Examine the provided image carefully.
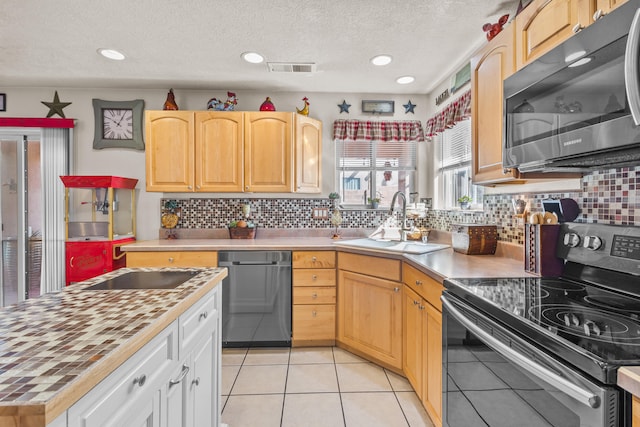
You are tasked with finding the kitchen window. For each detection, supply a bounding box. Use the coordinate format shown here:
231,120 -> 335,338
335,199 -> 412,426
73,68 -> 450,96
434,119 -> 483,209
333,120 -> 423,209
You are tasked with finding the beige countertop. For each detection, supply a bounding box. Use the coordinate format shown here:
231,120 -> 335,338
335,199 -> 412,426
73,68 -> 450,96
0,267 -> 226,426
618,367 -> 640,397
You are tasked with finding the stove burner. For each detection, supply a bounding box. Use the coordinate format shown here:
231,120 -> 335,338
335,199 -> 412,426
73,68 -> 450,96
529,304 -> 640,345
584,295 -> 640,315
540,281 -> 586,292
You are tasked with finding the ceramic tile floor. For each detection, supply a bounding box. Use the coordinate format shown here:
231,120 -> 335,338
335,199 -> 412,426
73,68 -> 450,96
221,347 -> 435,427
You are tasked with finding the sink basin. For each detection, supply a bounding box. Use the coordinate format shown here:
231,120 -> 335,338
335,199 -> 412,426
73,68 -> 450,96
84,270 -> 198,290
333,238 -> 449,255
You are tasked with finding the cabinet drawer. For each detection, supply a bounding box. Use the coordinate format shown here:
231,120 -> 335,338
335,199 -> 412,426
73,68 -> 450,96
293,304 -> 336,340
68,321 -> 178,426
180,287 -> 219,355
126,251 -> 217,267
292,251 -> 335,269
294,286 -> 336,304
403,263 -> 444,311
338,252 -> 401,282
293,269 -> 336,287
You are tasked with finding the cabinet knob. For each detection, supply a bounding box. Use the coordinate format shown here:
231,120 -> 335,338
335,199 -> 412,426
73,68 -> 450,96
393,287 -> 400,293
168,257 -> 174,263
199,311 -> 208,321
188,185 -> 192,190
312,293 -> 318,299
415,280 -> 422,286
133,374 -> 147,387
246,186 -> 250,190
192,377 -> 200,387
196,185 -> 201,190
311,256 -> 317,262
419,305 -> 425,310
413,300 -> 420,305
312,275 -> 317,280
572,23 -> 583,33
502,168 -> 512,175
312,310 -> 317,317
593,9 -> 605,21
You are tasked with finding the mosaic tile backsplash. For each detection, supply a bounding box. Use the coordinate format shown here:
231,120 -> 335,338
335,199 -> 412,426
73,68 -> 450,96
162,166 -> 640,246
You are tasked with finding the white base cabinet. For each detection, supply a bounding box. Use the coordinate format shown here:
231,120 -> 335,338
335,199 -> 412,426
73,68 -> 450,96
65,286 -> 221,427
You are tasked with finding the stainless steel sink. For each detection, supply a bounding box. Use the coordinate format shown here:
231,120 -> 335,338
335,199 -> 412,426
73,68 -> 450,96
333,238 -> 449,255
84,270 -> 198,290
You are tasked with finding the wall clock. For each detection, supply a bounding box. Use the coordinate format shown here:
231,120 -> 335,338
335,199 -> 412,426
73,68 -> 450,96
362,100 -> 394,114
92,99 -> 145,150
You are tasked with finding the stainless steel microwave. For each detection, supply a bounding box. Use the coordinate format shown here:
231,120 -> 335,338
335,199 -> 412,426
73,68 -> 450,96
503,0 -> 640,172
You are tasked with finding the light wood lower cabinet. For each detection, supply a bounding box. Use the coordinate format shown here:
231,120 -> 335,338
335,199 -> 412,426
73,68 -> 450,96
633,395 -> 640,427
126,251 -> 218,267
292,251 -> 336,346
403,263 -> 443,427
337,252 -> 403,370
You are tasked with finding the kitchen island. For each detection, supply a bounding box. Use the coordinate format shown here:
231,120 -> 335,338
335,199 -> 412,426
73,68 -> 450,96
0,266 -> 226,427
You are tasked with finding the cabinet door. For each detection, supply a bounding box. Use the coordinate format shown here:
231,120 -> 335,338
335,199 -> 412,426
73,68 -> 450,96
244,112 -> 293,192
471,23 -> 520,185
295,115 -> 322,193
403,286 -> 423,398
195,111 -> 244,192
423,303 -> 442,427
515,0 -> 591,69
111,389 -> 162,427
145,111 -> 195,192
338,270 -> 403,369
187,332 -> 217,427
66,241 -> 109,284
165,363 -> 188,427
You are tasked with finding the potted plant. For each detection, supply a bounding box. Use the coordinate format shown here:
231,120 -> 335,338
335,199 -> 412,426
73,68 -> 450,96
457,195 -> 472,209
367,192 -> 382,209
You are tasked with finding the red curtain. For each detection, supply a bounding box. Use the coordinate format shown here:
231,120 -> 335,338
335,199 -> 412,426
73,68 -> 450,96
424,90 -> 471,138
333,119 -> 424,142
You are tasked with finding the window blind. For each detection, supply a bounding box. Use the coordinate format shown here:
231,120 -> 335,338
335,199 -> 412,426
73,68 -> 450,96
440,119 -> 471,169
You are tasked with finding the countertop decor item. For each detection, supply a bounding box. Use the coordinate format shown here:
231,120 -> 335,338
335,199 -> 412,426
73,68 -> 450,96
163,88 -> 178,110
451,223 -> 497,255
41,90 -> 71,118
403,100 -> 416,114
482,14 -> 509,41
259,97 -> 276,111
296,97 -> 310,116
330,209 -> 342,239
207,91 -> 237,111
228,220 -> 257,239
457,195 -> 472,209
513,99 -> 534,113
338,100 -> 351,114
92,99 -> 145,150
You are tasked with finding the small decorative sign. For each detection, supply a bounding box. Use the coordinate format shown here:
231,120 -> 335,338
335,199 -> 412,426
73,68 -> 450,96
435,89 -> 450,106
0,93 -> 5,112
362,100 -> 394,114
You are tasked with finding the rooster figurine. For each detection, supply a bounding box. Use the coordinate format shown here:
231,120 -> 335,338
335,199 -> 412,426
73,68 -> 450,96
163,88 -> 179,110
296,97 -> 310,116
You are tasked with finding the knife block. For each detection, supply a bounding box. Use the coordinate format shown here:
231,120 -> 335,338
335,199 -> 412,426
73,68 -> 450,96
524,224 -> 564,276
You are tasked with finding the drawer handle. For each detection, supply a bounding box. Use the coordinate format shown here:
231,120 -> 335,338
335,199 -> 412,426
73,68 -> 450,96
168,257 -> 174,263
419,305 -> 425,310
199,311 -> 208,321
312,310 -> 317,317
572,23 -> 583,33
593,9 -> 605,21
312,292 -> 318,299
192,377 -> 200,387
394,287 -> 400,293
312,275 -> 318,280
413,300 -> 420,305
169,364 -> 190,388
133,374 -> 147,387
415,280 -> 422,286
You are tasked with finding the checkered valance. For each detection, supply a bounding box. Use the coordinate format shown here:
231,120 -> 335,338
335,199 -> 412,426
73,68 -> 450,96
333,119 -> 424,142
424,89 -> 471,138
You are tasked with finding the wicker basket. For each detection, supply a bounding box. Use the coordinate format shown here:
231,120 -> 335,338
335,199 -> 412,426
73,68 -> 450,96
228,226 -> 257,239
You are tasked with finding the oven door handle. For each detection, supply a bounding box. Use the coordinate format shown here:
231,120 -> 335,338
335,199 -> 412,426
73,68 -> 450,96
441,296 -> 600,409
625,7 -> 640,126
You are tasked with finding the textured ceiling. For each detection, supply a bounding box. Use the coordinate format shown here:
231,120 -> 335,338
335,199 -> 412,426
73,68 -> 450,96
0,0 -> 521,94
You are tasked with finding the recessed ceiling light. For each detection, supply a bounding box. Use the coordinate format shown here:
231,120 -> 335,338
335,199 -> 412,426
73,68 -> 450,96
242,52 -> 264,64
568,57 -> 592,67
97,48 -> 125,61
396,76 -> 415,85
565,50 -> 586,63
371,55 -> 392,66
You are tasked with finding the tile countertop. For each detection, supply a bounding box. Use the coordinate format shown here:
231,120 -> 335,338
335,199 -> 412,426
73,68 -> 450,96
0,266 -> 226,426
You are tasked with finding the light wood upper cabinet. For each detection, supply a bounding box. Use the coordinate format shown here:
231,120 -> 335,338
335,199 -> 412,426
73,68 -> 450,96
146,111 -> 195,192
471,24 -> 521,185
146,111 -> 322,193
195,111 -> 244,192
295,115 -> 322,193
515,0 -> 595,69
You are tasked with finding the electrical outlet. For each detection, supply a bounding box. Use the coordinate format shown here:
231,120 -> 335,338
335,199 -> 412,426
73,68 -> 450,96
312,208 -> 329,219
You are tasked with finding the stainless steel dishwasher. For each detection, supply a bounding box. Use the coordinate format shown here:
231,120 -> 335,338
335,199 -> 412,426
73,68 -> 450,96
218,251 -> 291,347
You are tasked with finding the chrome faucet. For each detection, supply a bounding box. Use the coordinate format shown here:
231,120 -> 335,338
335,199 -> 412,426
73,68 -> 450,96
389,191 -> 410,241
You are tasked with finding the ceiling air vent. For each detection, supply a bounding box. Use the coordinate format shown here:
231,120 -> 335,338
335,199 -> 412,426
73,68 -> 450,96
267,62 -> 316,73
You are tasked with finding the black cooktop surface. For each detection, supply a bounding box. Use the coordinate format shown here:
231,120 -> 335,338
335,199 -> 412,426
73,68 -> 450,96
444,276 -> 640,381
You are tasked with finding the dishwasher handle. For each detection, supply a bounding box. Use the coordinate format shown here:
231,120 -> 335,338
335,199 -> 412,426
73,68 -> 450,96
229,261 -> 282,266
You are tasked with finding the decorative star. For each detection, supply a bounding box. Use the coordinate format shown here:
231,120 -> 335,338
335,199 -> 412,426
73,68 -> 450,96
41,91 -> 72,118
403,100 -> 416,114
338,100 -> 351,114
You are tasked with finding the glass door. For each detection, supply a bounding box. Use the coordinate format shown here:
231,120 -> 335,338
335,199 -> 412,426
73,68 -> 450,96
0,133 -> 42,306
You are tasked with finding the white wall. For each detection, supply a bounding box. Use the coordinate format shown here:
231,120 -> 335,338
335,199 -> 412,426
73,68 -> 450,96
0,87 -> 428,239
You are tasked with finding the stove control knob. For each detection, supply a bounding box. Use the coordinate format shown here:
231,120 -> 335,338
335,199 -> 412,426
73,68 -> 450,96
583,235 -> 603,251
584,320 -> 601,337
564,313 -> 581,327
563,233 -> 581,248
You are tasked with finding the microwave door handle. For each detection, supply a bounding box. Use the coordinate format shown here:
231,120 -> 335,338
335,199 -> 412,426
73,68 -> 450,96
441,296 -> 600,409
625,8 -> 640,126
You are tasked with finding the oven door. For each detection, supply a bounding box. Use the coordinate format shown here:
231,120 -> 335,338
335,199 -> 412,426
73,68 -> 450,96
441,293 -> 625,427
